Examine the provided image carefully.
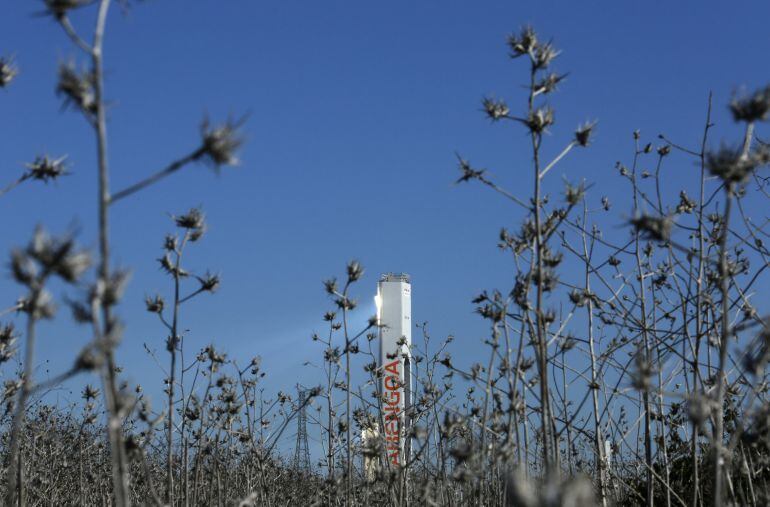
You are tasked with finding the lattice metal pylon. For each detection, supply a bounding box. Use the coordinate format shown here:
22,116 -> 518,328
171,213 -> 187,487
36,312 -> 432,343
293,385 -> 311,472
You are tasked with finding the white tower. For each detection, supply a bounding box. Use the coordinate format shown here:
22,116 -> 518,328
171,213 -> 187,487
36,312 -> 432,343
375,273 -> 412,467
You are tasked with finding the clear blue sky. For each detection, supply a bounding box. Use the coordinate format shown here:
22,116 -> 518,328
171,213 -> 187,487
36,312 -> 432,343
1,1 -> 769,452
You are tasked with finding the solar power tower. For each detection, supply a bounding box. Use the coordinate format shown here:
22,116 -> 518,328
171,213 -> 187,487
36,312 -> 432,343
375,273 -> 412,467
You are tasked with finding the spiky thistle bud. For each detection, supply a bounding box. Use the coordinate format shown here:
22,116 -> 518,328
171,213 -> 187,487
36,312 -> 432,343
482,97 -> 509,121
574,121 -> 596,147
535,73 -> 566,95
82,384 -> 100,400
455,155 -> 485,183
526,107 -> 555,133
24,155 -> 68,182
533,42 -> 560,69
197,272 -> 220,293
507,26 -> 538,58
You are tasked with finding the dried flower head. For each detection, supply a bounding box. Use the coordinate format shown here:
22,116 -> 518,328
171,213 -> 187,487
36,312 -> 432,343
346,260 -> 364,283
11,227 -> 90,285
323,277 -> 338,295
56,61 -> 96,116
68,298 -> 92,323
706,144 -> 770,183
481,97 -> 509,121
200,116 -> 244,168
507,26 -> 538,58
24,155 -> 69,182
631,345 -> 654,391
0,55 -> 18,88
526,106 -> 555,133
565,180 -> 586,205
145,294 -> 165,313
455,155 -> 485,184
82,384 -> 100,401
574,121 -> 596,147
197,272 -> 220,293
164,234 -> 178,252
730,85 -> 770,123
0,324 -> 18,364
631,214 -> 673,242
19,289 -> 57,320
535,72 -> 566,95
100,269 -> 131,306
175,207 -> 206,231
43,0 -> 90,19
533,42 -> 560,69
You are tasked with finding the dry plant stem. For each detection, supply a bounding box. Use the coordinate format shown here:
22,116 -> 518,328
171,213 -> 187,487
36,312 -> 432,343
631,138 -> 654,507
110,146 -> 206,204
529,60 -> 556,474
90,1 -> 131,505
5,285 -> 40,507
342,283 -> 352,507
693,92 -> 713,507
581,204 -> 608,507
167,233 -> 188,504
713,121 -> 754,506
0,175 -> 28,199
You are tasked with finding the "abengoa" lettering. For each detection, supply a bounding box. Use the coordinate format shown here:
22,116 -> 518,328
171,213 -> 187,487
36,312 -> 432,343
383,359 -> 401,466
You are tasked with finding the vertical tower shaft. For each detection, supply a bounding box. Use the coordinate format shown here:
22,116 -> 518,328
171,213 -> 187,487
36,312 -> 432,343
376,273 -> 412,467
294,386 -> 311,472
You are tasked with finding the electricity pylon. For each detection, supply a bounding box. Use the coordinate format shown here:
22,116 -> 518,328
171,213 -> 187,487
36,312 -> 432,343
293,385 -> 311,472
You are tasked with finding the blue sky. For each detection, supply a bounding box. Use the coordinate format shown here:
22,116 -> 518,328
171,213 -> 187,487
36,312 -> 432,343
2,1 -> 770,454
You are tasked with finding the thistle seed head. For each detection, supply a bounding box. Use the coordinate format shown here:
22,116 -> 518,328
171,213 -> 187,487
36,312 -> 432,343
526,107 -> 555,134
56,61 -> 96,116
101,269 -> 131,306
11,227 -> 89,285
197,272 -> 220,293
574,121 -> 596,147
533,42 -> 560,69
564,180 -> 586,205
706,144 -> 770,184
43,0 -> 91,19
25,155 -> 69,183
0,324 -> 17,364
56,250 -> 91,283
455,155 -> 485,184
175,207 -> 206,231
145,294 -> 165,313
200,116 -> 244,168
535,72 -> 566,95
82,384 -> 100,401
346,260 -> 364,283
481,97 -> 509,121
19,289 -> 57,320
631,214 -> 673,242
730,85 -> 770,123
507,26 -> 538,58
